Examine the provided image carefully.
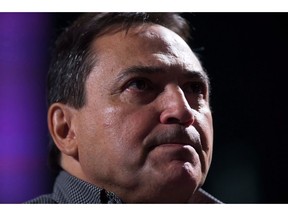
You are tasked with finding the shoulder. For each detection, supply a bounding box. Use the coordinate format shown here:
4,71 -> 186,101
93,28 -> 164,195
25,194 -> 58,204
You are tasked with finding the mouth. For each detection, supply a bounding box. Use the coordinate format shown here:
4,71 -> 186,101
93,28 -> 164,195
147,139 -> 202,166
146,127 -> 202,155
150,141 -> 200,158
152,142 -> 194,149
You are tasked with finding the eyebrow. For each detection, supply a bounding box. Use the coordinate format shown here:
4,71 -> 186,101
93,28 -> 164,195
116,66 -> 209,83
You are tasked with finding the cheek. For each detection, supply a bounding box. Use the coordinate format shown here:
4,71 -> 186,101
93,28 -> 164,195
101,106 -> 122,129
90,106 -> 151,174
102,104 -> 156,135
196,108 -> 213,154
203,114 -> 213,164
101,105 -> 157,158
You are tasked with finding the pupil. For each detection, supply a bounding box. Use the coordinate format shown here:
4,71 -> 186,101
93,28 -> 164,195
136,81 -> 146,90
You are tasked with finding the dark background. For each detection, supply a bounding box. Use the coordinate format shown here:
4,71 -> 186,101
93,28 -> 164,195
1,13 -> 287,203
185,13 -> 288,203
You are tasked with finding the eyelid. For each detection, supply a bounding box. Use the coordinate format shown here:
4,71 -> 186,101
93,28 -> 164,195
123,77 -> 153,91
182,80 -> 207,94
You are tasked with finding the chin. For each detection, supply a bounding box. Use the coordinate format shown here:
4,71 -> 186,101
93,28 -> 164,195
148,161 -> 203,203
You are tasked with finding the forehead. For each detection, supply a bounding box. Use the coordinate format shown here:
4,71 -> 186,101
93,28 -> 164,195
90,24 -> 204,77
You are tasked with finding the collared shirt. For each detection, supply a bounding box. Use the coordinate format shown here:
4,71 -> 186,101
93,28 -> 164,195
26,170 -> 222,204
26,170 -> 122,203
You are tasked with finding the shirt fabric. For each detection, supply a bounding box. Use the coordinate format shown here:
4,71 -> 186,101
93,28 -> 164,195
25,170 -> 221,204
26,171 -> 122,204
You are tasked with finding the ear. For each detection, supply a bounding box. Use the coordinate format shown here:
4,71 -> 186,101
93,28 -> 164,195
48,103 -> 78,159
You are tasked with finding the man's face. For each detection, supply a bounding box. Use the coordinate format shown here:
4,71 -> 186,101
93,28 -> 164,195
72,24 -> 213,203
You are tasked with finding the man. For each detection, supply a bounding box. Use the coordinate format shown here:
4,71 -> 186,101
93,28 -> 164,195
27,12 -> 221,203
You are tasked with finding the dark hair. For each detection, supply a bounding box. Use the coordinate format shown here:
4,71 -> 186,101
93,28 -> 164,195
47,12 -> 191,173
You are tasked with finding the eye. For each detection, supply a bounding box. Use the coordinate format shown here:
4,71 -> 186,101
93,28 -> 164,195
183,81 -> 206,95
125,78 -> 151,92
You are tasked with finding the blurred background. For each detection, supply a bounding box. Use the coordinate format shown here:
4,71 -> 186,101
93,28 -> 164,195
0,12 -> 287,203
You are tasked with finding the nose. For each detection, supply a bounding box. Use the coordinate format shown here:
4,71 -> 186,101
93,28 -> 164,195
159,86 -> 195,127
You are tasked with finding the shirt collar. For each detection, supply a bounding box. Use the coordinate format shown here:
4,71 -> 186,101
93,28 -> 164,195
52,170 -> 123,203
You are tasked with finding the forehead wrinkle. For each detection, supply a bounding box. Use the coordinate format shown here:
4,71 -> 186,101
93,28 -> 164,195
130,25 -> 201,73
91,24 -> 195,68
90,24 -> 207,86
129,24 -> 183,55
115,65 -> 208,83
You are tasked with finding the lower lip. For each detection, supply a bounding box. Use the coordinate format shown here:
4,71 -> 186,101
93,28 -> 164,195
154,143 -> 196,155
157,143 -> 192,148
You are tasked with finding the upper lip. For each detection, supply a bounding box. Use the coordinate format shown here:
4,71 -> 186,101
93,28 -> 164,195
145,126 -> 202,153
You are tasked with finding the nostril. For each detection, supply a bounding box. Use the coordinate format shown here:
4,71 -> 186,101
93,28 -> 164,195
166,117 -> 180,124
182,119 -> 194,127
164,115 -> 194,127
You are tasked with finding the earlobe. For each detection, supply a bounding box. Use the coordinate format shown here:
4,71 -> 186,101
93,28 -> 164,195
48,103 -> 78,158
